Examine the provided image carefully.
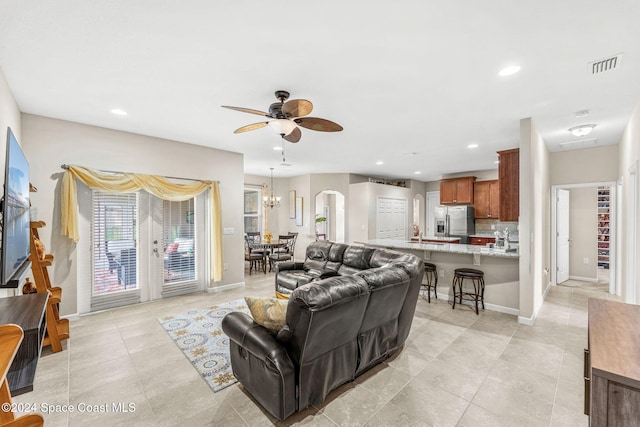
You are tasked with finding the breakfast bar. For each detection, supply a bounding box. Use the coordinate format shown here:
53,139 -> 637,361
358,239 -> 520,314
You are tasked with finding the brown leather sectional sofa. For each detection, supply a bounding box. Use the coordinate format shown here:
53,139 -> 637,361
221,242 -> 424,420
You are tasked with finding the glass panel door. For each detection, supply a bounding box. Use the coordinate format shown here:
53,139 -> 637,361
162,198 -> 197,285
92,191 -> 138,295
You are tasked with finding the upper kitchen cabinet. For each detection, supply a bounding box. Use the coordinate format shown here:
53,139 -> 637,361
497,148 -> 519,221
474,180 -> 499,218
440,176 -> 476,204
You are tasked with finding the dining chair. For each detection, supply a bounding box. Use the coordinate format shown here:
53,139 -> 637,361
268,235 -> 295,271
244,235 -> 263,275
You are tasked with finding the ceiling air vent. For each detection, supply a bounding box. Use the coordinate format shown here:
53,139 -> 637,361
588,53 -> 623,75
559,138 -> 598,149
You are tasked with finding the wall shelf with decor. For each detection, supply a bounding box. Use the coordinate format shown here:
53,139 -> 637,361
597,186 -> 610,269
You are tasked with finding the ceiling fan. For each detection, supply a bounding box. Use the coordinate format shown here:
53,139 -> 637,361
222,90 -> 343,143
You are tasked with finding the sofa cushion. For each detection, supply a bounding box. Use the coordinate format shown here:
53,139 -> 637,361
326,243 -> 349,272
244,296 -> 289,334
302,240 -> 333,271
338,246 -> 376,275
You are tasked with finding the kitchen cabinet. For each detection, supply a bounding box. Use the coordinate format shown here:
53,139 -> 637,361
474,180 -> 500,218
585,299 -> 640,425
497,149 -> 519,221
439,176 -> 476,205
470,237 -> 496,246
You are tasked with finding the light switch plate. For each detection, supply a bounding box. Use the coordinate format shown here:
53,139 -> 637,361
223,227 -> 234,235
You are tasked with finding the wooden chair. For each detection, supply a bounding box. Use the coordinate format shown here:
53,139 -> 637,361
244,235 -> 263,275
269,235 -> 296,271
0,325 -> 44,426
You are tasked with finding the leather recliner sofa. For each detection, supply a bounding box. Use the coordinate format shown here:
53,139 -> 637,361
221,242 -> 424,420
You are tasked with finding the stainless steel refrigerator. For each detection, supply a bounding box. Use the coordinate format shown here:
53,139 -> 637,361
434,205 -> 475,243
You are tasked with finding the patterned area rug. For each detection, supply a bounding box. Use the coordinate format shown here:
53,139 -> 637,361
157,299 -> 250,392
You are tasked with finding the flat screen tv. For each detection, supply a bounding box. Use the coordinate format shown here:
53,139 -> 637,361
1,127 -> 31,288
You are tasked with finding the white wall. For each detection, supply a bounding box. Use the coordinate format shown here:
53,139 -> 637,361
550,145 -> 619,185
617,101 -> 640,302
348,181 -> 413,242
22,114 -> 245,315
569,187 -> 598,280
519,118 -> 550,322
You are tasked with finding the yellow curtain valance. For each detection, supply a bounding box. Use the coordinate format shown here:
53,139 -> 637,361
61,165 -> 223,282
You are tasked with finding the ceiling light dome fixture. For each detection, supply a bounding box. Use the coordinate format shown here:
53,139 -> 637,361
268,119 -> 298,136
498,65 -> 521,77
263,167 -> 281,209
569,124 -> 597,137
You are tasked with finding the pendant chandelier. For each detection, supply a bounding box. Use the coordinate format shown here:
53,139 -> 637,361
263,167 -> 281,209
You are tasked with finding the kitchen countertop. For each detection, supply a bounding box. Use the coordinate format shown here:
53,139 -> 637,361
359,239 -> 520,258
411,236 -> 461,243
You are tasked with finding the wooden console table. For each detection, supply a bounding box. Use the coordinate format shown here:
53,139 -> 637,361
0,293 -> 48,395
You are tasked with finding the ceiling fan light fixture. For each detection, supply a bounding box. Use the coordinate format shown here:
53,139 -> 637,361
569,124 -> 596,137
269,119 -> 298,136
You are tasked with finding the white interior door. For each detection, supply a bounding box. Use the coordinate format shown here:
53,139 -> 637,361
557,189 -> 570,283
376,197 -> 407,239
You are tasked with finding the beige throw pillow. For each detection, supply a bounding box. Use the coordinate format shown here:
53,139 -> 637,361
244,296 -> 288,333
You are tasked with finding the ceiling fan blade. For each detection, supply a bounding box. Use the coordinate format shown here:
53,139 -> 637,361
234,122 -> 269,134
294,117 -> 343,132
283,127 -> 302,143
222,105 -> 271,117
282,99 -> 313,118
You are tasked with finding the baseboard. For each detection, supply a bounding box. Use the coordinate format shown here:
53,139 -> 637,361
517,313 -> 536,325
206,281 -> 245,293
569,275 -> 598,283
434,292 -> 519,317
61,313 -> 80,321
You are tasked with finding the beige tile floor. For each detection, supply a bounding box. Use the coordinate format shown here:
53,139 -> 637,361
12,269 -> 617,426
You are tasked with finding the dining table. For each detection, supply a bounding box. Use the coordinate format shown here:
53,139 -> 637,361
249,241 -> 284,274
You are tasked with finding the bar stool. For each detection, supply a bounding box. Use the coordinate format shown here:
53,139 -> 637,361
452,268 -> 485,315
422,262 -> 438,303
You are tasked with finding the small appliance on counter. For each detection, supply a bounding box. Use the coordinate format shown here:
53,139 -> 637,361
434,205 -> 475,244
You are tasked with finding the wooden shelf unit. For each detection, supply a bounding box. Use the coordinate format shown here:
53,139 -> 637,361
29,221 -> 69,353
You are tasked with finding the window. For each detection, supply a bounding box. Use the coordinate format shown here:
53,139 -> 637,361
92,191 -> 138,295
244,187 -> 263,233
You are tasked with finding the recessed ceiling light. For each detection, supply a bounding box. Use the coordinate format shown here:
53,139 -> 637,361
273,146 -> 282,151
376,161 -> 384,165
569,124 -> 596,137
467,143 -> 479,149
414,171 -> 422,175
498,65 -> 521,77
495,160 -> 500,164
111,108 -> 127,116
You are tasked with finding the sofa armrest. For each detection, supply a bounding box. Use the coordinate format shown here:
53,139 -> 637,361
222,312 -> 292,365
221,312 -> 296,420
275,261 -> 304,273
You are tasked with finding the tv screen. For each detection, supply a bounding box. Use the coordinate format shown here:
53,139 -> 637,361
1,127 -> 31,288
